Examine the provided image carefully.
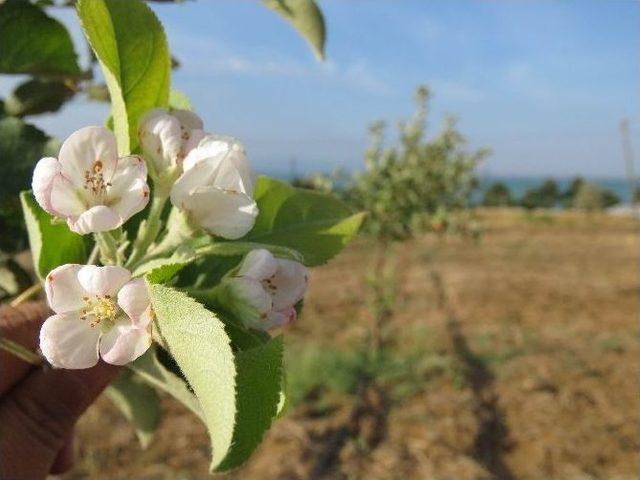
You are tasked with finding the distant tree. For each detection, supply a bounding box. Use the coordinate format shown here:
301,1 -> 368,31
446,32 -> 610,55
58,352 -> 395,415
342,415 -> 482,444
482,182 -> 514,207
572,182 -> 620,211
520,179 -> 560,210
345,86 -> 489,240
560,176 -> 586,207
633,186 -> 640,204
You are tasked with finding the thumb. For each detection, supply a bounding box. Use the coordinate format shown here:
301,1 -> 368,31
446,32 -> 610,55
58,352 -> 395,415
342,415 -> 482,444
0,361 -> 120,479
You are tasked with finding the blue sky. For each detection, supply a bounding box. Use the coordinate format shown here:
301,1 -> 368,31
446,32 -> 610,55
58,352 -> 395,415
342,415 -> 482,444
2,0 -> 638,177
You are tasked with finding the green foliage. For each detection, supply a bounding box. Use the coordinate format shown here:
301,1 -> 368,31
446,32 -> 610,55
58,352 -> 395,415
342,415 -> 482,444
5,78 -> 75,117
482,181 -> 514,207
344,86 -> 487,241
262,0 -> 326,60
131,346 -> 204,419
107,370 -> 161,448
20,191 -> 86,279
247,176 -> 365,266
0,0 -> 81,76
572,182 -> 620,211
77,0 -> 171,153
147,283 -> 286,471
519,179 -> 560,210
148,282 -> 236,470
216,336 -> 284,471
0,117 -> 59,251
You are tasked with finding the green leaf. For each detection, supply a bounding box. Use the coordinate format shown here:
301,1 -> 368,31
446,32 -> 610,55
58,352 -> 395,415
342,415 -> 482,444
20,191 -> 86,280
147,283 -> 237,471
197,240 -> 304,263
77,0 -> 171,153
131,346 -> 203,419
5,79 -> 76,117
0,117 -> 59,252
0,0 -> 81,76
134,247 -> 196,280
107,370 -> 161,448
262,0 -> 326,60
0,117 -> 59,199
216,336 -> 284,471
247,177 -> 365,266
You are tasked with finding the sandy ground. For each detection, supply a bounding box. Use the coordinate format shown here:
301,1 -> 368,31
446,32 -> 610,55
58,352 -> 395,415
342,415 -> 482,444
55,209 -> 638,480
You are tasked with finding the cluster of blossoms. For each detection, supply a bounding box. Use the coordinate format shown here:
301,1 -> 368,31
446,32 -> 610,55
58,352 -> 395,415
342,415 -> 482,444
33,109 -> 309,369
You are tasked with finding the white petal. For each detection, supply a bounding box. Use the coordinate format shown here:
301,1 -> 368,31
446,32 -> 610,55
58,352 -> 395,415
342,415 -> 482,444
58,126 -> 118,188
170,161 -> 211,207
172,109 -> 203,131
32,157 -> 61,215
117,278 -> 151,324
238,249 -> 278,280
182,135 -> 255,194
99,324 -> 152,365
265,307 -> 297,330
271,259 -> 309,310
69,205 -> 121,234
40,313 -> 101,369
107,155 -> 150,222
50,175 -> 87,217
185,187 -> 258,239
182,135 -> 228,172
45,264 -> 86,314
77,265 -> 131,297
227,277 -> 273,315
138,109 -> 182,173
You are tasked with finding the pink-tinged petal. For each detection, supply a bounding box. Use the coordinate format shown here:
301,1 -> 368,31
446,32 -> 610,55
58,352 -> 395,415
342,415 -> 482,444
50,175 -> 87,217
77,265 -> 131,297
69,205 -> 121,234
271,259 -> 309,311
265,307 -> 297,330
99,324 -> 152,365
107,155 -> 150,222
45,264 -> 85,314
32,157 -> 61,215
58,126 -> 118,187
185,187 -> 258,239
237,249 -> 278,280
227,277 -> 273,315
39,312 -> 101,369
117,278 -> 151,323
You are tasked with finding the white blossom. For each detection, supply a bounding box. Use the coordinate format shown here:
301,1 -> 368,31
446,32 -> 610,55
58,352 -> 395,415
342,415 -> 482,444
138,108 -> 205,181
40,264 -> 153,369
32,126 -> 149,234
170,135 -> 258,239
226,249 -> 309,330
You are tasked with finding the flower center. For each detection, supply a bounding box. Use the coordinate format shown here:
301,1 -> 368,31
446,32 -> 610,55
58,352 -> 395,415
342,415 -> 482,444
81,294 -> 117,328
83,160 -> 111,197
261,275 -> 278,296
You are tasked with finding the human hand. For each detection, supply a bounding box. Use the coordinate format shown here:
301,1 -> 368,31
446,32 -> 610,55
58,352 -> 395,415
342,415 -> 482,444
0,302 -> 121,479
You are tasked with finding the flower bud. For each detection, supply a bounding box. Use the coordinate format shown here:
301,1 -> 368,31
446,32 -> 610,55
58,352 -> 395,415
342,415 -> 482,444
216,249 -> 309,330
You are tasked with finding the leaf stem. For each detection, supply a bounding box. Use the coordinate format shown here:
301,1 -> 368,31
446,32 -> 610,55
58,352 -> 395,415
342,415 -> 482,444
95,231 -> 119,265
0,338 -> 42,365
87,243 -> 100,265
10,283 -> 42,307
126,195 -> 167,270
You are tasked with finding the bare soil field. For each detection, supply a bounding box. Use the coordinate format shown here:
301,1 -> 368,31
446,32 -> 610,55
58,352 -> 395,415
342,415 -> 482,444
58,209 -> 639,480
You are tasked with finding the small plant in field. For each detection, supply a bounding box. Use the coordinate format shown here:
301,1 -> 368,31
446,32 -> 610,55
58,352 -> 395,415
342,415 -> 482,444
0,0 -> 365,473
